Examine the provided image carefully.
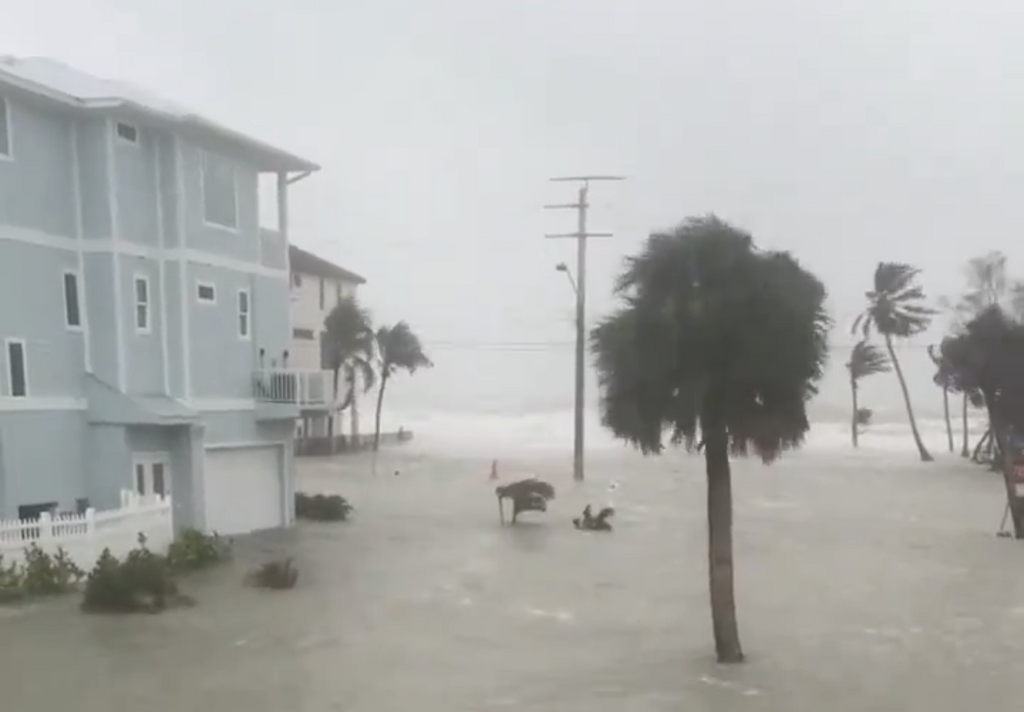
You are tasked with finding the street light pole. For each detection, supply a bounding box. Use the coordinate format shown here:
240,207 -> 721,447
545,175 -> 624,482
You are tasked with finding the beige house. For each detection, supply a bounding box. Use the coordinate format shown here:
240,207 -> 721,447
287,245 -> 366,451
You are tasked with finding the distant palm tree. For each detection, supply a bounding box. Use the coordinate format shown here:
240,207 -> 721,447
846,340 -> 890,447
853,263 -> 937,461
927,344 -> 955,452
323,297 -> 376,437
372,322 -> 432,451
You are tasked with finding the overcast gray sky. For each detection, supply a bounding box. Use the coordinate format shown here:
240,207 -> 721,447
4,0 -> 1023,420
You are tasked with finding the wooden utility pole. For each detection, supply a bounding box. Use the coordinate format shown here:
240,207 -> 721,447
545,176 -> 624,482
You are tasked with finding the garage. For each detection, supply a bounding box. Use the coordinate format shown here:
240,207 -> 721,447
203,446 -> 285,535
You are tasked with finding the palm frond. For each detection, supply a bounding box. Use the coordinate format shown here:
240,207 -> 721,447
859,262 -> 936,339
377,322 -> 433,379
847,340 -> 890,381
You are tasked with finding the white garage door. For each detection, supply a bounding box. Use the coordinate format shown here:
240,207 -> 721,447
203,446 -> 284,535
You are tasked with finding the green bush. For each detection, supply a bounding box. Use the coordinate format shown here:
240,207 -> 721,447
0,555 -> 25,604
295,493 -> 352,522
81,535 -> 181,614
22,544 -> 84,596
246,557 -> 298,590
165,528 -> 231,572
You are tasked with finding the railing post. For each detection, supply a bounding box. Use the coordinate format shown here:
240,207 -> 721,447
85,507 -> 97,565
38,511 -> 53,541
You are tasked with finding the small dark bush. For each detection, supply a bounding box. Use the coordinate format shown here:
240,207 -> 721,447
0,555 -> 25,604
22,544 -> 84,596
165,528 -> 232,572
246,557 -> 298,590
81,535 -> 181,614
295,493 -> 352,522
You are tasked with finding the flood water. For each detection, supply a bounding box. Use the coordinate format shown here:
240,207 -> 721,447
3,447 -> 1024,710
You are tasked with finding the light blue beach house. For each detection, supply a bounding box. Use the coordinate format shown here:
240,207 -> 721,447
0,56 -> 320,535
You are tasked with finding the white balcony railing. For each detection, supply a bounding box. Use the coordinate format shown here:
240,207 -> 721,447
253,369 -> 340,408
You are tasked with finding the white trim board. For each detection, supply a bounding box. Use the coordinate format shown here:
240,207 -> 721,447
105,118 -> 127,391
0,227 -> 288,279
183,398 -> 256,412
0,397 -> 85,411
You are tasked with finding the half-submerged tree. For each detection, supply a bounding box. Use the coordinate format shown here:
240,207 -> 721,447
846,340 -> 890,447
495,479 -> 556,524
928,344 -> 955,453
373,322 -> 432,452
590,216 -> 829,664
323,297 -> 377,438
853,263 -> 936,461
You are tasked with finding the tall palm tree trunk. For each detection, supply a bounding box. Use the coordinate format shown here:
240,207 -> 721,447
373,376 -> 389,452
961,394 -> 970,458
850,379 -> 859,448
703,424 -> 744,664
942,387 -> 953,453
884,334 -> 933,461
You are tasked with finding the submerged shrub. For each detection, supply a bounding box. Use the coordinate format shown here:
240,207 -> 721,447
295,493 -> 352,522
22,544 -> 84,596
165,528 -> 231,572
246,557 -> 298,590
0,555 -> 25,604
82,535 -> 181,614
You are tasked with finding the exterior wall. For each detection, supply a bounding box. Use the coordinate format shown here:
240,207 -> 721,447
0,410 -> 87,518
0,88 -> 299,526
288,272 -> 360,371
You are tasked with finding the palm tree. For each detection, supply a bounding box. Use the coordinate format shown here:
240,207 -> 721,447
927,344 -> 956,452
590,216 -> 829,664
373,322 -> 432,451
853,263 -> 936,461
846,341 -> 890,447
323,297 -> 376,440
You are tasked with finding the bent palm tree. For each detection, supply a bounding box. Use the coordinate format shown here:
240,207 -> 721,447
373,322 -> 432,451
853,262 -> 936,461
323,297 -> 376,438
846,341 -> 890,447
928,344 -> 956,452
495,479 -> 556,524
591,215 -> 829,663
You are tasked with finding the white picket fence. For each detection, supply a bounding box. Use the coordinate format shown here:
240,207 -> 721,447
0,490 -> 174,570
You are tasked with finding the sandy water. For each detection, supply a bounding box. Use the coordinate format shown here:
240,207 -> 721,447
2,444 -> 1024,710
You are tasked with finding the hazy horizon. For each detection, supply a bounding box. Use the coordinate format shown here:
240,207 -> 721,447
4,0 -> 1021,424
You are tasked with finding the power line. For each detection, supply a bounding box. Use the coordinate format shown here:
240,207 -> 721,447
422,339 -> 943,352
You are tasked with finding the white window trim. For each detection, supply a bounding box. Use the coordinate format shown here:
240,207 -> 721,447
237,288 -> 252,341
132,452 -> 171,498
200,151 -> 240,233
4,338 -> 28,398
115,121 -> 139,146
0,96 -> 12,161
196,281 -> 217,305
62,270 -> 83,332
134,274 -> 152,334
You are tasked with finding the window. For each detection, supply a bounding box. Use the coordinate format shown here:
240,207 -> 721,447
0,96 -> 10,158
63,271 -> 81,328
134,276 -> 150,333
319,278 -> 325,310
6,339 -> 27,397
115,122 -> 138,144
238,289 -> 251,339
197,283 -> 216,303
201,152 -> 238,230
292,328 -> 315,340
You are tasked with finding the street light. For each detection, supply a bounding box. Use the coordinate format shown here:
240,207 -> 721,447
555,262 -> 578,295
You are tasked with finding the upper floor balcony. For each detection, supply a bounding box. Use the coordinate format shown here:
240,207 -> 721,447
252,369 -> 343,412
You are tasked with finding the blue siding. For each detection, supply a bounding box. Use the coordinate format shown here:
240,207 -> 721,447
0,97 -> 75,237
0,411 -> 87,516
75,118 -> 111,240
84,424 -> 129,510
187,265 -> 257,398
164,260 -> 185,397
113,121 -> 161,246
180,142 -> 260,260
120,254 -> 165,395
156,135 -> 179,246
0,242 -> 84,397
82,253 -> 118,387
